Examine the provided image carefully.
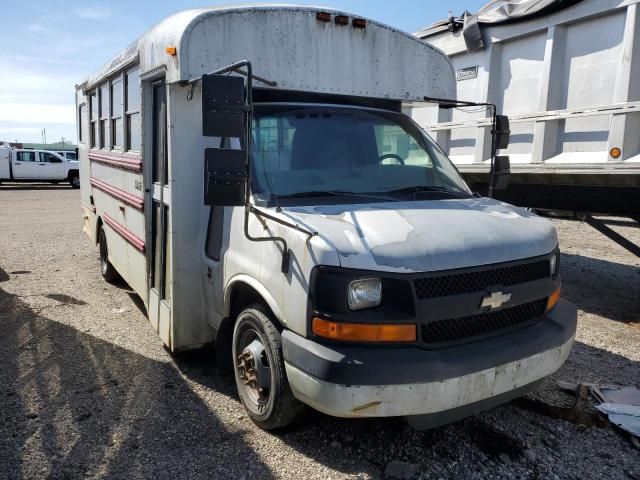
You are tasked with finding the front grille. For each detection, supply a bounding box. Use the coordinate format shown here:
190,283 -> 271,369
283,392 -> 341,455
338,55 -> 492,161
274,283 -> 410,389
421,298 -> 547,345
414,259 -> 550,299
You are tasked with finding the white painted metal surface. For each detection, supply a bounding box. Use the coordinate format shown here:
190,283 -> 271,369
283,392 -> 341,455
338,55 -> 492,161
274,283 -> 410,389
82,5 -> 454,100
414,0 -> 640,175
0,146 -> 10,179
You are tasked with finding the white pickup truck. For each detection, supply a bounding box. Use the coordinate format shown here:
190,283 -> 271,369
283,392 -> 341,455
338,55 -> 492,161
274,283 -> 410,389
0,148 -> 80,188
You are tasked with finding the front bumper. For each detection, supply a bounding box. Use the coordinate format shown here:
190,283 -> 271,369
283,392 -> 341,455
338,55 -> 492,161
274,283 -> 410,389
282,299 -> 577,418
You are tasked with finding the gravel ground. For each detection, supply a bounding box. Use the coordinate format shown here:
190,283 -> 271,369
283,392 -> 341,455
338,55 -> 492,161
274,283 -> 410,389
0,184 -> 639,480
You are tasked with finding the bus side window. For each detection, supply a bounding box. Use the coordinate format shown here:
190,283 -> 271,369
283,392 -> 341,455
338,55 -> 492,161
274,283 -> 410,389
205,206 -> 224,261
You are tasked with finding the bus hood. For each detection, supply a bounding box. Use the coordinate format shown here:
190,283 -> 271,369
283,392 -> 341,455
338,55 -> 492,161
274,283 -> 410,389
284,197 -> 557,273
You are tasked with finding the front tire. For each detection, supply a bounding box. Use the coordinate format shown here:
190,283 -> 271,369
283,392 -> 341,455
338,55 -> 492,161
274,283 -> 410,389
69,172 -> 80,188
232,305 -> 304,430
99,226 -> 119,283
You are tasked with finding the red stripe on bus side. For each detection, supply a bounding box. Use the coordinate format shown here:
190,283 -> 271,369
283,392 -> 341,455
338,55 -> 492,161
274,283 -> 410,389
89,152 -> 142,172
103,214 -> 145,253
90,177 -> 144,211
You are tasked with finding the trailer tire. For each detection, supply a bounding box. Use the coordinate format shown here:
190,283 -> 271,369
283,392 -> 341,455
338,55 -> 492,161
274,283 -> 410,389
99,226 -> 119,283
69,171 -> 80,188
232,304 -> 304,430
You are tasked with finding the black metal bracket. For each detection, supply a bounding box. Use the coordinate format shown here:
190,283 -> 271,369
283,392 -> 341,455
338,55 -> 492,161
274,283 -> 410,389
423,96 -> 499,197
580,214 -> 640,258
198,60 -> 315,274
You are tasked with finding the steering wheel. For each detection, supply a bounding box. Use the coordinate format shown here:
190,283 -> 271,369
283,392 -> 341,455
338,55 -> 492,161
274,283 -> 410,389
378,153 -> 405,165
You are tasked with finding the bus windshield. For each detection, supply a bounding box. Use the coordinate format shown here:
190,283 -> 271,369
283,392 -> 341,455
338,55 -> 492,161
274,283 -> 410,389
251,104 -> 471,202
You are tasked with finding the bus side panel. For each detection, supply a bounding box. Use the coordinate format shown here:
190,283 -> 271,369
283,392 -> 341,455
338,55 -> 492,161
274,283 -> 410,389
167,83 -> 215,350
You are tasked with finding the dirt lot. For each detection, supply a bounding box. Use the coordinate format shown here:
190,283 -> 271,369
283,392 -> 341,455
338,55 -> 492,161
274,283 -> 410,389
1,185 -> 639,479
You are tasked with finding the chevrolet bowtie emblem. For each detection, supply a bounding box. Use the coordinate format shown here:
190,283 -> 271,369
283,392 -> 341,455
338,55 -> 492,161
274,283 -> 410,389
480,291 -> 512,310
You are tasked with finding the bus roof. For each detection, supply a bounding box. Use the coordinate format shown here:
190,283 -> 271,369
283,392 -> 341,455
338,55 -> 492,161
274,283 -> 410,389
78,4 -> 454,102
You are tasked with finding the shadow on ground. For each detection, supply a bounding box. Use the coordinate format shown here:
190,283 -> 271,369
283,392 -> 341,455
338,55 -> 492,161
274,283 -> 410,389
560,253 -> 639,323
0,274 -> 273,480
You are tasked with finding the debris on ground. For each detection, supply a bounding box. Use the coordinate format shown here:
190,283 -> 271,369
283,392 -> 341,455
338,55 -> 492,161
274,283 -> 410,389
594,386 -> 640,438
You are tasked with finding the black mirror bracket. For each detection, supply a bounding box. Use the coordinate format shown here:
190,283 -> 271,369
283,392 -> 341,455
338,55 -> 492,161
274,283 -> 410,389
423,96 -> 511,198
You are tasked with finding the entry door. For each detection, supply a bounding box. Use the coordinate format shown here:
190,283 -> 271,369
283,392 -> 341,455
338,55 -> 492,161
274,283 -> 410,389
37,152 -> 66,179
148,80 -> 171,345
12,151 -> 37,178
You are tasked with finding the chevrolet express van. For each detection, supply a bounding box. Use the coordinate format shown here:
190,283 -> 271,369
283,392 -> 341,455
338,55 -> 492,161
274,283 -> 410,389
77,5 -> 576,430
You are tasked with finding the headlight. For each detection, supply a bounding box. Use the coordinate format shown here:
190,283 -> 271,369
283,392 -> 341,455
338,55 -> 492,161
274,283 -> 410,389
550,252 -> 558,276
348,278 -> 382,310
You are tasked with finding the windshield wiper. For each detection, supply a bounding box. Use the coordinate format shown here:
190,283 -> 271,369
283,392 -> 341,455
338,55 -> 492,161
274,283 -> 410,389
387,185 -> 472,198
275,190 -> 398,202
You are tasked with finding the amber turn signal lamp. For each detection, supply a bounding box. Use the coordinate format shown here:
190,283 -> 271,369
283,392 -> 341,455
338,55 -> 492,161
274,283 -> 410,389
312,317 -> 416,343
165,46 -> 177,56
546,286 -> 561,312
335,15 -> 349,25
610,147 -> 622,159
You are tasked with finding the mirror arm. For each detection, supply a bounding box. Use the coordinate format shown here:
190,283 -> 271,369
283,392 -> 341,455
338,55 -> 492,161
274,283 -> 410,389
423,96 -> 501,198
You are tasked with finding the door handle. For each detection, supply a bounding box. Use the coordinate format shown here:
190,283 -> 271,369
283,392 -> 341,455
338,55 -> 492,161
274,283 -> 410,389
14,162 -> 21,165
206,267 -> 212,281
39,163 -> 46,166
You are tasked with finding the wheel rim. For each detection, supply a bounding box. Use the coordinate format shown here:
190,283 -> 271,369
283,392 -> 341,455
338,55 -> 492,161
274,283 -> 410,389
99,231 -> 108,275
235,326 -> 271,412
72,176 -> 80,187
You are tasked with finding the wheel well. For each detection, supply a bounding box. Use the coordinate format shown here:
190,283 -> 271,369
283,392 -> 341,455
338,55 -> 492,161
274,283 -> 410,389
67,169 -> 79,180
215,281 -> 278,374
96,216 -> 103,245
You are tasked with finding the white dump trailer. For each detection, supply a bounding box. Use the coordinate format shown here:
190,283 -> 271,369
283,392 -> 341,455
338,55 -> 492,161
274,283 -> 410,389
414,0 -> 640,223
77,5 -> 575,430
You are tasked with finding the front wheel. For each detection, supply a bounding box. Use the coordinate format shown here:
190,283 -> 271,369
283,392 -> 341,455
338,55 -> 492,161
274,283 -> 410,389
99,226 -> 119,283
69,172 -> 80,188
232,305 -> 304,430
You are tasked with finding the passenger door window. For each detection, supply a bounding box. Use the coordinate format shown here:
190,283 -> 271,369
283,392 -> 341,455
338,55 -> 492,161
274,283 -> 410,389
205,207 -> 224,261
13,151 -> 37,178
37,152 -> 65,179
17,151 -> 35,162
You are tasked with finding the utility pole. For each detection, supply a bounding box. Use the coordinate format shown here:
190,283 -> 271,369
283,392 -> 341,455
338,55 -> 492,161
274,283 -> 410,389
61,136 -> 66,149
43,128 -> 47,145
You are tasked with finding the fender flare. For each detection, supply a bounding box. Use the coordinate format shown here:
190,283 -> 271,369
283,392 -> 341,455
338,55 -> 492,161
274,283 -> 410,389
224,274 -> 285,324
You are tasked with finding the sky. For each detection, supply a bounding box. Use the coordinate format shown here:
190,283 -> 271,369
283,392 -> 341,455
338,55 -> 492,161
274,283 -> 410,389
0,1 -> 488,144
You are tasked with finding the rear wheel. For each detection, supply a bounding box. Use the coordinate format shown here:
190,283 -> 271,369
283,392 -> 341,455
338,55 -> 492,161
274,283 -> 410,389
99,227 -> 119,283
69,172 -> 80,188
232,305 -> 304,430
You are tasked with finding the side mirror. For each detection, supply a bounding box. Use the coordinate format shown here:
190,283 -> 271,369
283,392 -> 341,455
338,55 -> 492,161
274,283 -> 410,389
202,74 -> 245,138
204,148 -> 246,206
494,115 -> 510,150
491,155 -> 510,191
202,73 -> 247,206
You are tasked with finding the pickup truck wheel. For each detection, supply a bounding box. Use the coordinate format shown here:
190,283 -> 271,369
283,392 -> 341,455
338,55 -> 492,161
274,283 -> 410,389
232,305 -> 304,430
69,172 -> 80,188
99,227 -> 119,283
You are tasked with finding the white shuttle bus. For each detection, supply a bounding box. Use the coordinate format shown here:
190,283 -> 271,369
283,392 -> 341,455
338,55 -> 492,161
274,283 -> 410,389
77,6 -> 576,430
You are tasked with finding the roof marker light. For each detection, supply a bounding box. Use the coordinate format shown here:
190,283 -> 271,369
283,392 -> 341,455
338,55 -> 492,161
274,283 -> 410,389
352,18 -> 367,28
610,147 -> 622,159
335,15 -> 349,26
165,46 -> 177,56
316,12 -> 331,22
